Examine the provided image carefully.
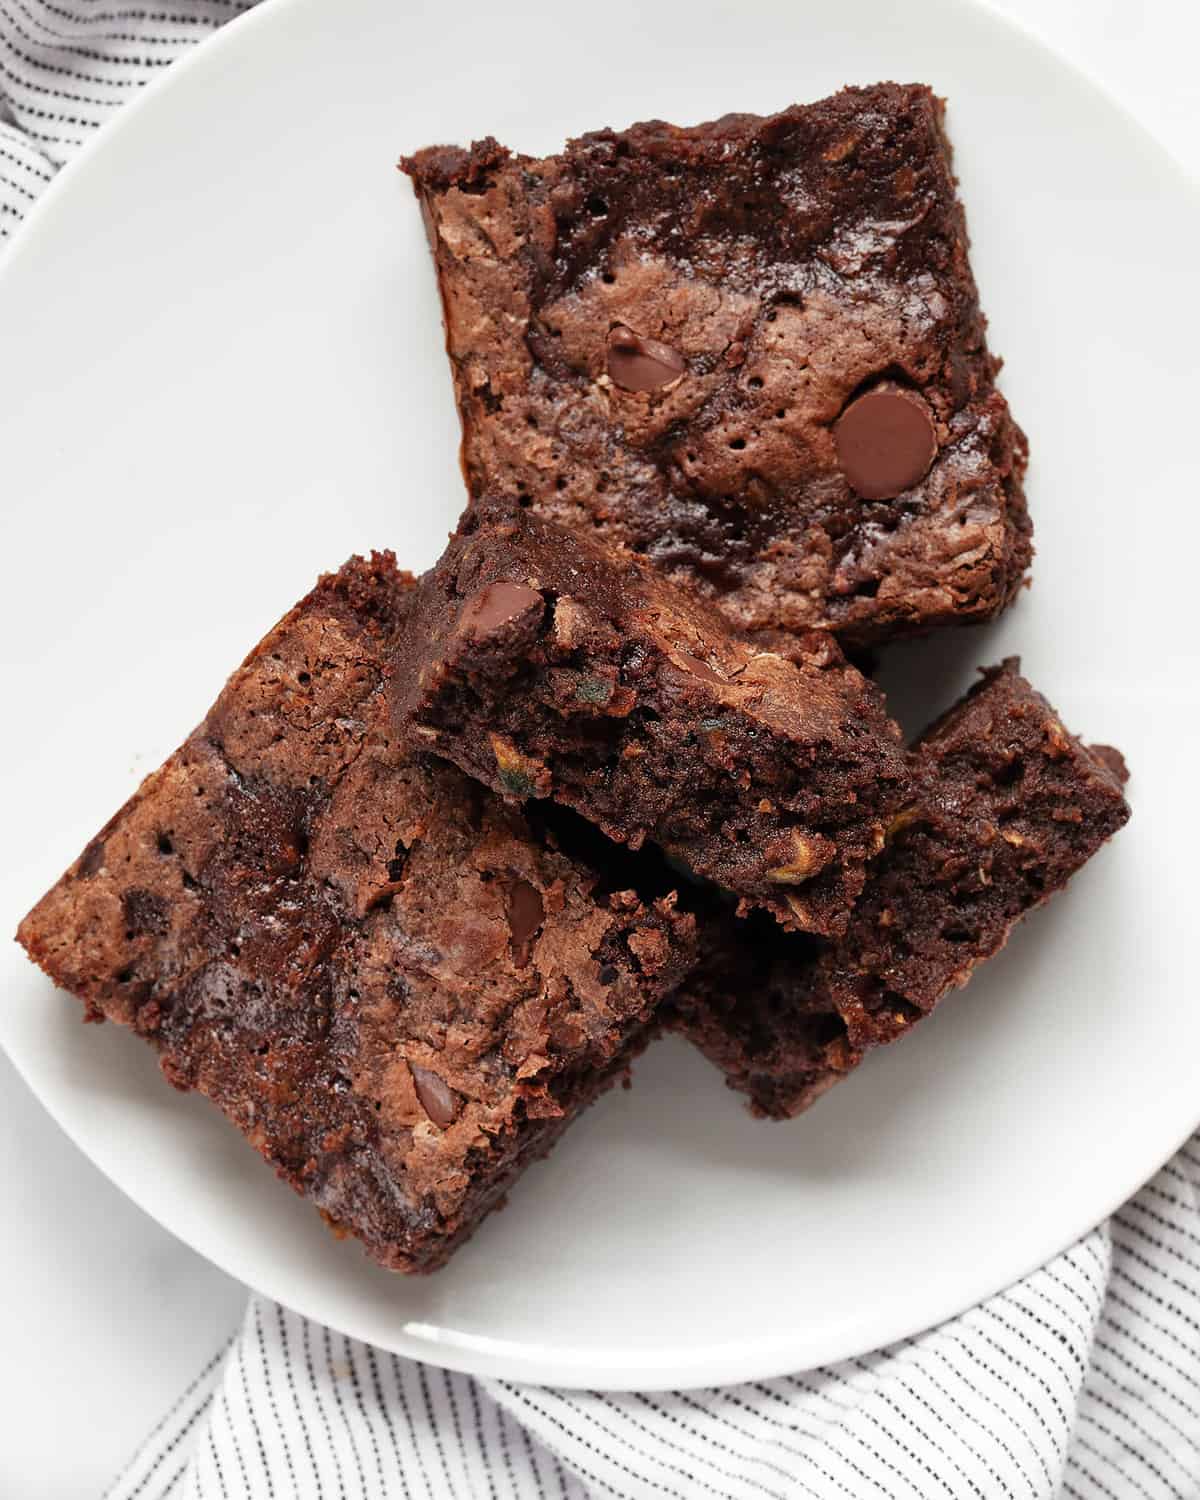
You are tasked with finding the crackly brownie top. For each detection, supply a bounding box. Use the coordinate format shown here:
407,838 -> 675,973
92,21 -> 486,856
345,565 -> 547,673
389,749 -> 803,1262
392,507 -> 911,935
18,554 -> 696,1266
402,82 -> 1031,646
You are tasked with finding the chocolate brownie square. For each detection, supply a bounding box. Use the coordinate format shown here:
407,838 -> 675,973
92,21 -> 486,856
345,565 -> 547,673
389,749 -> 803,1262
401,82 -> 1031,649
17,555 -> 696,1271
670,662 -> 1130,1116
392,508 -> 911,937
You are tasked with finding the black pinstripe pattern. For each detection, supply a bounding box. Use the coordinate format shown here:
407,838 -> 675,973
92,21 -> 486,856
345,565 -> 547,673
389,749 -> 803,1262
103,1339 -> 228,1497
389,1354 -> 436,1500
322,1324 -> 369,1497
235,1331 -> 276,1498
495,1401 -> 520,1497
364,1346 -> 413,1500
253,1300 -> 298,1495
934,1329 -> 1057,1490
109,1381 -> 217,1500
417,1360 -> 459,1498
4,0 -> 160,64
206,1429 -> 229,1500
463,1371 -> 494,1500
892,1347 -> 1019,1499
915,1339 -> 1042,1497
848,1356 -> 983,1499
152,1461 -> 188,1500
275,1301 -> 324,1498
545,1389 -> 720,1498
0,0 -> 253,230
1096,1319 -> 1200,1410
301,1317 -> 345,1499
498,1384 -> 638,1497
516,1423 -> 547,1500
344,1336 -> 390,1495
593,1390 -> 780,1499
658,1392 -> 798,1485
217,1387 -> 250,1495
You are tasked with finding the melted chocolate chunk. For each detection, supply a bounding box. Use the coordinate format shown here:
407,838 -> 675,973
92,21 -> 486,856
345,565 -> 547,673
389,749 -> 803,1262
459,581 -> 543,638
605,326 -> 686,393
671,650 -> 726,685
834,383 -> 937,501
505,877 -> 544,967
410,1064 -> 460,1129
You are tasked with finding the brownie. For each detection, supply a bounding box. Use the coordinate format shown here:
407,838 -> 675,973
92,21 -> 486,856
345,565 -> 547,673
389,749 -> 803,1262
17,555 -> 697,1272
669,661 -> 1130,1116
391,507 -> 912,936
401,82 -> 1031,649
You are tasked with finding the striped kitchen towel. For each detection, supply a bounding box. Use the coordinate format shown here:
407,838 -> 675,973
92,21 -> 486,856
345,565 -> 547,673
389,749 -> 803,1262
3,7 -> 1199,1498
104,1139 -> 1200,1499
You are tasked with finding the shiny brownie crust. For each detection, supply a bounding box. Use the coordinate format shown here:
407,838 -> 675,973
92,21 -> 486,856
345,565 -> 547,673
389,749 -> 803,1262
402,83 -> 1031,649
18,555 -> 696,1271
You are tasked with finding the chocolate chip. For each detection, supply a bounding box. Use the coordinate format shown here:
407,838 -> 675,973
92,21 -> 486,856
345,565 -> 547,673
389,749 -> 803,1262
834,382 -> 937,500
459,581 -> 542,638
606,325 -> 686,393
386,839 -> 409,884
506,877 -> 544,967
410,1064 -> 459,1128
597,964 -> 619,986
121,888 -> 169,937
78,839 -> 106,879
672,650 -> 726,685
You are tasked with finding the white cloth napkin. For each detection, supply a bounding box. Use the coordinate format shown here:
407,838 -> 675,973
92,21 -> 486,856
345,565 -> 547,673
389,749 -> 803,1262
4,9 -> 1199,1498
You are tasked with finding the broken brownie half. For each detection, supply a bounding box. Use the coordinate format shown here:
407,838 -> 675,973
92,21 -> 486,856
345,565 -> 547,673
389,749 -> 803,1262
391,507 -> 911,937
669,661 -> 1130,1116
17,555 -> 696,1272
401,82 -> 1031,650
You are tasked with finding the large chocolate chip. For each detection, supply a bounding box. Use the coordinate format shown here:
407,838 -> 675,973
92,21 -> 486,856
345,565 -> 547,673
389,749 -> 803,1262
459,581 -> 542,638
78,839 -> 106,879
834,383 -> 937,500
121,888 -> 170,938
671,650 -> 726,685
606,325 -> 686,393
410,1064 -> 459,1128
506,877 -> 544,967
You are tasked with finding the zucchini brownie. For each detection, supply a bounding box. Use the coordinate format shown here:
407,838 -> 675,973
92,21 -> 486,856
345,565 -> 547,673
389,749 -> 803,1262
391,507 -> 911,937
17,555 -> 696,1271
669,662 -> 1130,1116
401,82 -> 1031,649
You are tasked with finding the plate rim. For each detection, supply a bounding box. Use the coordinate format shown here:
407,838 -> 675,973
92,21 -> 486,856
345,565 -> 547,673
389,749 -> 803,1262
6,955 -> 1199,1390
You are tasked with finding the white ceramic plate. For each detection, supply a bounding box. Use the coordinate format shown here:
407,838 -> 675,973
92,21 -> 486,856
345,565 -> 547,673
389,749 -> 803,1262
1,0 -> 1197,1392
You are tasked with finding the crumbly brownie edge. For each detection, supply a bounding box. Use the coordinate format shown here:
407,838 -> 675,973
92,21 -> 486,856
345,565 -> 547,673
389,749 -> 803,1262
668,661 -> 1130,1117
392,509 -> 912,936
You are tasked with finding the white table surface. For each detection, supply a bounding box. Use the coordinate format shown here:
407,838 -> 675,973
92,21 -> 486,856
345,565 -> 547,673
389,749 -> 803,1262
2,3 -> 1196,1494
